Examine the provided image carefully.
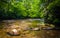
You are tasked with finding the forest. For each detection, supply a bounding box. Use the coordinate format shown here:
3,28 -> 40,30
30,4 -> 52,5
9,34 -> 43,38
0,0 -> 60,28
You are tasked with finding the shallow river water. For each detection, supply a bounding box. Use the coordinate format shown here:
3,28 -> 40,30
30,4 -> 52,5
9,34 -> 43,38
0,19 -> 60,38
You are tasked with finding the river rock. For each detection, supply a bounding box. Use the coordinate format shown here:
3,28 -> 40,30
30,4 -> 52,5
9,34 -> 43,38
7,29 -> 20,36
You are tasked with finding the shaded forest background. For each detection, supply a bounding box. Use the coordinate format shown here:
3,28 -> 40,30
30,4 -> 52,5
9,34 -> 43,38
0,0 -> 60,28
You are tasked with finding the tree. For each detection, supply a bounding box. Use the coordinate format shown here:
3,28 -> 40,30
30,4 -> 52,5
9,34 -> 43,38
45,0 -> 60,28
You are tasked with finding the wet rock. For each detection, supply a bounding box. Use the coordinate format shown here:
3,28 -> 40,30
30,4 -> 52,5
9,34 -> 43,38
42,27 -> 53,30
7,29 -> 20,36
32,28 -> 40,31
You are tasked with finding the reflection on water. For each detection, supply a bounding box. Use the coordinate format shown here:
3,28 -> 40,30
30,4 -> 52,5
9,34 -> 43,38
0,19 -> 60,38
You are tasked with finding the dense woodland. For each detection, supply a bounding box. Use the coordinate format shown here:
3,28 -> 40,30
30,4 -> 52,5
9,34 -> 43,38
0,0 -> 60,28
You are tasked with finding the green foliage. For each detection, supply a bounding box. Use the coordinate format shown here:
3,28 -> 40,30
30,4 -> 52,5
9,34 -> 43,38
0,0 -> 47,19
1,0 -> 60,23
45,0 -> 60,27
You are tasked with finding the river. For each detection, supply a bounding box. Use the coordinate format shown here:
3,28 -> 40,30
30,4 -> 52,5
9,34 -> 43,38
0,19 -> 60,38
